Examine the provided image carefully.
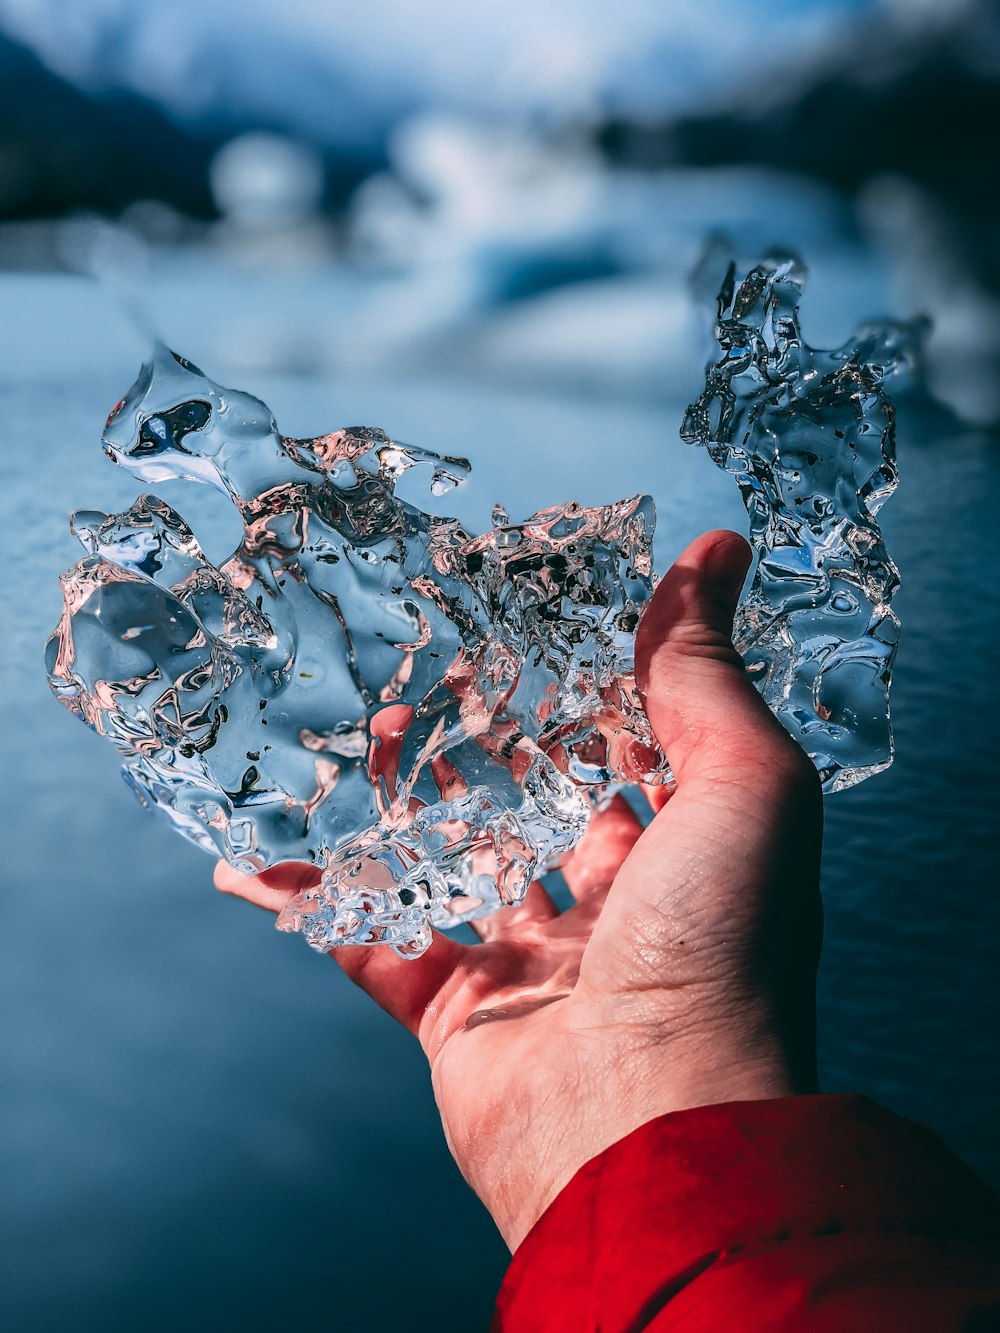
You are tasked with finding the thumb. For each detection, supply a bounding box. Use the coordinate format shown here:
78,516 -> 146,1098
636,530 -> 804,790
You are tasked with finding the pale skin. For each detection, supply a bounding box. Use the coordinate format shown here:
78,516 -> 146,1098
215,529 -> 824,1251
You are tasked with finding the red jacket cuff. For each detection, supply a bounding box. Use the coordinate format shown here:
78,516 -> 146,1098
492,1095 -> 1000,1331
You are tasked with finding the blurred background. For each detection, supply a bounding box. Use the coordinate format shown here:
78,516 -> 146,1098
1,1 -> 998,1329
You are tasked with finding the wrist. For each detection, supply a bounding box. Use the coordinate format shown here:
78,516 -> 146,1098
468,1039 -> 810,1252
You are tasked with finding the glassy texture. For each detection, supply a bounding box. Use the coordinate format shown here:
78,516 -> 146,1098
45,256 -> 906,954
45,347 -> 662,955
683,254 -> 912,792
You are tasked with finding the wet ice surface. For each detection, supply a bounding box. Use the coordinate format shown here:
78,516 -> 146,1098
684,254 -> 915,790
47,347 -> 662,955
46,257 -> 907,955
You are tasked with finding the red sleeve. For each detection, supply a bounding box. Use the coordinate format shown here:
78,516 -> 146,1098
491,1095 -> 1000,1332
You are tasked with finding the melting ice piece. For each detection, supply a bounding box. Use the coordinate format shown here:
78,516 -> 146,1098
45,256 -> 908,957
46,347 -> 662,955
683,253 -> 914,790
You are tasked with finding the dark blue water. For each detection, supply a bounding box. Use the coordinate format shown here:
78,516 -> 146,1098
2,272 -> 998,1332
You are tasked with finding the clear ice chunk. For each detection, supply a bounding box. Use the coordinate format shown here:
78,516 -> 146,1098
46,346 -> 662,955
682,253 -> 914,791
45,256 -> 909,955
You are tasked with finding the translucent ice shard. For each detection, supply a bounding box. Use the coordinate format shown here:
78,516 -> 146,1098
46,259 -> 907,956
682,254 -> 913,791
46,347 -> 662,955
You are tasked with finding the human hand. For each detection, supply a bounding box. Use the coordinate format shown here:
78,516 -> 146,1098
215,530 -> 824,1251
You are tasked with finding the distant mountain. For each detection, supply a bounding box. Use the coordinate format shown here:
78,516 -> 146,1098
599,7 -> 1000,289
673,42 -> 999,238
0,35 -> 378,222
0,34 -> 224,219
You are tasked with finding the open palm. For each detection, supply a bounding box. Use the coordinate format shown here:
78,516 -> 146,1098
216,531 -> 823,1249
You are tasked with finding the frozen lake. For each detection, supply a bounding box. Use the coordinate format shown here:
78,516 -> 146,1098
2,267 -> 998,1331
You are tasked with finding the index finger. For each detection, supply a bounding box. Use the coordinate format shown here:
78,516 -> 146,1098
214,858 -> 472,1045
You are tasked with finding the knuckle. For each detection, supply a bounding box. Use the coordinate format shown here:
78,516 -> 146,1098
654,624 -> 742,668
